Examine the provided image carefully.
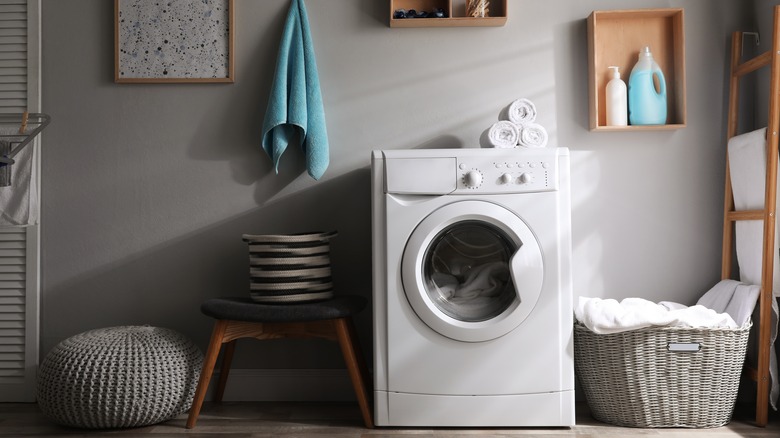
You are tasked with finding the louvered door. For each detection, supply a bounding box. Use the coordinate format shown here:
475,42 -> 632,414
0,228 -> 37,400
0,0 -> 40,402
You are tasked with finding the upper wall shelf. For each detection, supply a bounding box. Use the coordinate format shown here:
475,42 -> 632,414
587,8 -> 687,131
389,0 -> 507,28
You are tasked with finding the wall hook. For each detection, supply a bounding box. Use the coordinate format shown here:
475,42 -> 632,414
742,31 -> 760,57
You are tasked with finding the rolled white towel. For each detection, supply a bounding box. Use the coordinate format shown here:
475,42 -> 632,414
517,122 -> 548,148
488,121 -> 519,148
508,98 -> 537,124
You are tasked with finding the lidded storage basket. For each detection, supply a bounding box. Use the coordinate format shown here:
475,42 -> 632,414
574,322 -> 750,428
243,231 -> 337,303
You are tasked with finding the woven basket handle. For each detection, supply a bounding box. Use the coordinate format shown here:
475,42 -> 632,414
667,342 -> 701,353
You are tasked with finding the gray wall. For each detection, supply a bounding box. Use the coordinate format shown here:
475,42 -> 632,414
754,0 -> 776,124
40,0 -> 751,374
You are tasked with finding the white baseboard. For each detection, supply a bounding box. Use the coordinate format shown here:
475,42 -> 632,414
206,368 -> 357,402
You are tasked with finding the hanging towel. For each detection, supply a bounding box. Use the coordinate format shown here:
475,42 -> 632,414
261,0 -> 329,180
728,127 -> 780,297
0,128 -> 37,226
697,278 -> 778,410
696,279 -> 760,327
746,297 -> 780,410
771,300 -> 779,410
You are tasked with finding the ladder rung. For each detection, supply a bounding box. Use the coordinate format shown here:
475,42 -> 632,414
734,50 -> 772,77
726,209 -> 766,221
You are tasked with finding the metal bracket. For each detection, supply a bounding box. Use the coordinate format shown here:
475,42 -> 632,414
742,31 -> 761,56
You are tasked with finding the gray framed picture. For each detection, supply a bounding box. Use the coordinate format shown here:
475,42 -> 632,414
114,0 -> 234,83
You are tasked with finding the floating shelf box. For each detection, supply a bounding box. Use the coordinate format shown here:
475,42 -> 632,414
587,8 -> 687,131
389,0 -> 507,28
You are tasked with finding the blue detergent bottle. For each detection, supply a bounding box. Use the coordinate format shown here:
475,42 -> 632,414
628,46 -> 667,125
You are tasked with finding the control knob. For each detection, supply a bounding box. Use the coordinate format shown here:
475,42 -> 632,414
499,173 -> 513,185
519,173 -> 534,184
464,170 -> 483,188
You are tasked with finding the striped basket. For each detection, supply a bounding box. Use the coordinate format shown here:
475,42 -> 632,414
242,231 -> 337,303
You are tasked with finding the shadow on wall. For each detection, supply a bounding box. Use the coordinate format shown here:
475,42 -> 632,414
42,168 -> 374,370
553,17 -> 588,132
355,0 -> 387,27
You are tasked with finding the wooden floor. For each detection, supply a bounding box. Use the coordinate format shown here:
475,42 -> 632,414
1,402 -> 778,437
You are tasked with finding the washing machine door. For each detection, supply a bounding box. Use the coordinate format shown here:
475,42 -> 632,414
401,200 -> 543,342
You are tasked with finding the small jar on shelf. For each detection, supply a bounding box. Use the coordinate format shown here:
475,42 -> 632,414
466,0 -> 489,18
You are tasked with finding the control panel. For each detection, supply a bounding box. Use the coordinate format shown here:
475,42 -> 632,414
455,155 -> 558,193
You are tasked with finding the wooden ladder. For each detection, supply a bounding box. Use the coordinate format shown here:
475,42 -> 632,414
721,5 -> 780,428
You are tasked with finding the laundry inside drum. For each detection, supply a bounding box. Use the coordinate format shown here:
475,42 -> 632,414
424,221 -> 517,322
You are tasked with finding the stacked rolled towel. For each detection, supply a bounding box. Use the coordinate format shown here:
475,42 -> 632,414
485,98 -> 549,148
508,98 -> 537,125
487,121 -> 519,148
517,122 -> 549,148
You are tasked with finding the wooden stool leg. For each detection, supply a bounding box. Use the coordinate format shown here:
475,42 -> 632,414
186,320 -> 229,429
215,340 -> 237,402
333,317 -> 373,428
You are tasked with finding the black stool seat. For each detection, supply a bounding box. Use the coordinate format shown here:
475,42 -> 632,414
201,295 -> 366,323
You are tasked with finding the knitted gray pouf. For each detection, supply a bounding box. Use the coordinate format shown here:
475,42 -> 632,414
37,326 -> 203,429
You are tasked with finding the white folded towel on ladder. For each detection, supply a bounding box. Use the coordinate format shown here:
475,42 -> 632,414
0,127 -> 38,226
728,127 -> 780,297
727,128 -> 780,410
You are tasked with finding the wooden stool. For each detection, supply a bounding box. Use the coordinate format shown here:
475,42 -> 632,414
185,295 -> 373,428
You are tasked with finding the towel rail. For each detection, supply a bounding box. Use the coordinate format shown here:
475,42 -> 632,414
0,112 -> 51,165
726,210 -> 765,221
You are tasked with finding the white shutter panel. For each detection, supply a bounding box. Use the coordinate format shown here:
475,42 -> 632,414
0,0 -> 40,402
0,0 -> 27,113
0,228 -> 27,378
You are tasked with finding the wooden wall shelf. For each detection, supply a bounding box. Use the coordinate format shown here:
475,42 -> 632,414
390,0 -> 507,28
587,8 -> 687,131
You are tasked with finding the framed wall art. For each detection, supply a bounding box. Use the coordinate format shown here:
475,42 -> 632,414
114,0 -> 234,83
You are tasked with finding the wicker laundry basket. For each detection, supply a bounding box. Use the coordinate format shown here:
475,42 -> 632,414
242,231 -> 337,303
574,322 -> 750,428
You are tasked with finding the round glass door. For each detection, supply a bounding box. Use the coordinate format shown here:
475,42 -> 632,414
425,221 -> 515,322
402,200 -> 544,342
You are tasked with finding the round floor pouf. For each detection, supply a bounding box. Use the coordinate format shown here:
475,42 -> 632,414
37,326 -> 203,429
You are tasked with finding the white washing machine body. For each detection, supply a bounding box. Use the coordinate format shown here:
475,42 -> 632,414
371,148 -> 574,427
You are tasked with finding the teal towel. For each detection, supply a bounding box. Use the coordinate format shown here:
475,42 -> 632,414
261,0 -> 329,180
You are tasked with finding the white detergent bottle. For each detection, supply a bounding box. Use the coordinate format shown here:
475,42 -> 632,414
605,66 -> 627,126
628,46 -> 667,125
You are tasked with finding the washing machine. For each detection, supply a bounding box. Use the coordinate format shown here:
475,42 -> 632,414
371,147 -> 574,427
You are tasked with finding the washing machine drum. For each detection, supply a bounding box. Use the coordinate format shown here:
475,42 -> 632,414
402,201 -> 544,342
